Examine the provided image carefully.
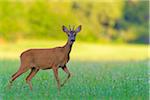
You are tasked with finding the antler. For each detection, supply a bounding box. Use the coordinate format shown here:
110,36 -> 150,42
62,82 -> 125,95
69,25 -> 71,31
68,25 -> 75,31
72,25 -> 75,31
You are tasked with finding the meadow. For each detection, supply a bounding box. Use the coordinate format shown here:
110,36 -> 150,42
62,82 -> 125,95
0,1 -> 149,99
0,40 -> 149,99
0,59 -> 148,100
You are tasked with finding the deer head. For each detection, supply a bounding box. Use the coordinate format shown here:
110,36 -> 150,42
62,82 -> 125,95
62,25 -> 82,43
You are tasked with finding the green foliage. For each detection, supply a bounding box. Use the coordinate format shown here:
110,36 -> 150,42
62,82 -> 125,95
0,1 -> 149,43
122,1 -> 149,44
0,60 -> 148,99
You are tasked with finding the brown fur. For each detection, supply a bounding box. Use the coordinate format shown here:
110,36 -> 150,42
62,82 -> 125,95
9,25 -> 82,91
9,40 -> 73,90
20,41 -> 72,70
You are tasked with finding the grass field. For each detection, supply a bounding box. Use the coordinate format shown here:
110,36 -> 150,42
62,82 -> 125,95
0,40 -> 149,99
0,60 -> 148,99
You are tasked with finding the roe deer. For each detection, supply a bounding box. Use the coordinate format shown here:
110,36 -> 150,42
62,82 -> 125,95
9,25 -> 82,91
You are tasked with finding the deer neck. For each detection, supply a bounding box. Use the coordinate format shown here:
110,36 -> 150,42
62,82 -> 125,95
63,40 -> 73,55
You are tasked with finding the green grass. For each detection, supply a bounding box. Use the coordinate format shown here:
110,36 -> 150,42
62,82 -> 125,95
0,59 -> 148,100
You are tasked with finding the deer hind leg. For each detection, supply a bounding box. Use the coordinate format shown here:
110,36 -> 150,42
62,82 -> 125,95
11,72 -> 17,78
26,68 -> 39,90
9,65 -> 29,86
61,65 -> 71,87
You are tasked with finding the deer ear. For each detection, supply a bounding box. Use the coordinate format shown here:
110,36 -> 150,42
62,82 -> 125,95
62,25 -> 69,33
75,25 -> 82,33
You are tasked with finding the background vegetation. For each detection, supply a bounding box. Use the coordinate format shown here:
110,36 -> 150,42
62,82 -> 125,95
0,0 -> 149,44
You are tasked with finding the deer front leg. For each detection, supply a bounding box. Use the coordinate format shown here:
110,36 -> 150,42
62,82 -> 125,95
52,67 -> 60,91
61,65 -> 71,87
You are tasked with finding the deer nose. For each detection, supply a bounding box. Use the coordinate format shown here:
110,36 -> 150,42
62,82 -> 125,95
70,37 -> 75,42
71,39 -> 75,42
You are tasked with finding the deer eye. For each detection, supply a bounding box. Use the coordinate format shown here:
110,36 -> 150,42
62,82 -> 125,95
68,34 -> 71,37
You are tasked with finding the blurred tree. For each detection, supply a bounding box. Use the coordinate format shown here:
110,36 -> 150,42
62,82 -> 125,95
0,1 -> 148,44
122,0 -> 149,44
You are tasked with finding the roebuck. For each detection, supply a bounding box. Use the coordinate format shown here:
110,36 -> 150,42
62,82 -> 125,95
9,25 -> 82,91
